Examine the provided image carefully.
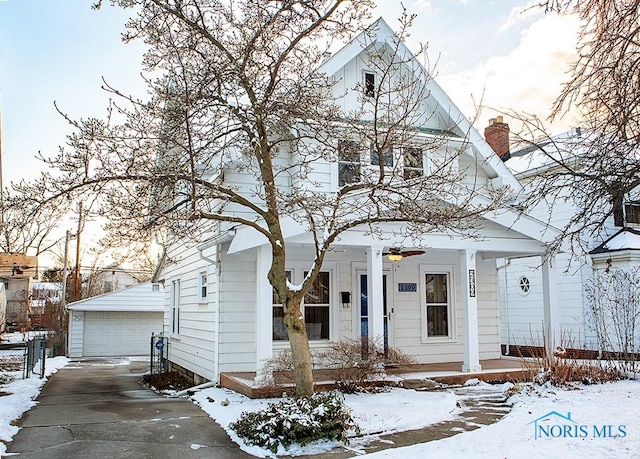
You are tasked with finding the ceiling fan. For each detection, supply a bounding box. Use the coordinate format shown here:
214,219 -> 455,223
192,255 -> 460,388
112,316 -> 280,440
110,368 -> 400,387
383,248 -> 425,261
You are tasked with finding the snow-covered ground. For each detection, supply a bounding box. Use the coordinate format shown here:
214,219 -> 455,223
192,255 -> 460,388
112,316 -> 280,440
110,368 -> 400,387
192,379 -> 640,458
1,340 -> 639,458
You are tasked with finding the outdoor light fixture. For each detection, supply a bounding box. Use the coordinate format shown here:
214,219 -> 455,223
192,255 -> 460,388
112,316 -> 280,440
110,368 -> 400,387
383,248 -> 425,262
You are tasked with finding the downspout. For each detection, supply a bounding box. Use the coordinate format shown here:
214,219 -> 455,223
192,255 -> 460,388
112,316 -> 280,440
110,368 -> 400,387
496,258 -> 511,356
197,228 -> 236,384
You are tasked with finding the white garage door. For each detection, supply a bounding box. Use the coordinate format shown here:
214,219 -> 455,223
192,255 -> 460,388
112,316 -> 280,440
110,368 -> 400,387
83,311 -> 163,357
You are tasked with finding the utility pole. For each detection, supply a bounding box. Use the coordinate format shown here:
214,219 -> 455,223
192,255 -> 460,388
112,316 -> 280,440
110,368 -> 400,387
72,202 -> 83,302
0,103 -> 4,237
59,230 -> 74,356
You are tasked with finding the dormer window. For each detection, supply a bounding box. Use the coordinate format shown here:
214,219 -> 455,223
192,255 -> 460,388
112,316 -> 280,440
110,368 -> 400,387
364,72 -> 375,97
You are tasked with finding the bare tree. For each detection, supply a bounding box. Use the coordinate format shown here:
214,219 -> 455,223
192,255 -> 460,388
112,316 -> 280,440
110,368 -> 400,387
21,1 -> 509,395
0,188 -> 65,257
508,1 -> 640,253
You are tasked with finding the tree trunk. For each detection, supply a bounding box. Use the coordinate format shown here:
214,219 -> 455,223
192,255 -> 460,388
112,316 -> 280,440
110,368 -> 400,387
285,298 -> 315,396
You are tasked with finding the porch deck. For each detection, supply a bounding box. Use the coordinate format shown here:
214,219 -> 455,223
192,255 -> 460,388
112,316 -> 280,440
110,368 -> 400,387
220,357 -> 530,398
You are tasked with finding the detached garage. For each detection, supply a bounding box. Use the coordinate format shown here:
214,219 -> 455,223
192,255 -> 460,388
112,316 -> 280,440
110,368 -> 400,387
67,282 -> 164,358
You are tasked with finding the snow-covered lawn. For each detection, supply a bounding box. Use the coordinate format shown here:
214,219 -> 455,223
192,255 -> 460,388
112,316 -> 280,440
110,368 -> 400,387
191,379 -> 640,458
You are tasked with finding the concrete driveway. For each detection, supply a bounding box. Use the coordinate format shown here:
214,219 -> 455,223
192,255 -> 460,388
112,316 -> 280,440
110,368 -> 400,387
6,358 -> 253,459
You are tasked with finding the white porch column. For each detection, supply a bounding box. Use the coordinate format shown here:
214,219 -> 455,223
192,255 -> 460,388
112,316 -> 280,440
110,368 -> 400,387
367,246 -> 385,344
460,249 -> 482,372
255,245 -> 273,384
541,255 -> 559,358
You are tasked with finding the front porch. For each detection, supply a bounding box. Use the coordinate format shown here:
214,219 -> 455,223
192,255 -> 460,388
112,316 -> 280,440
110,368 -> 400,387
220,357 -> 529,398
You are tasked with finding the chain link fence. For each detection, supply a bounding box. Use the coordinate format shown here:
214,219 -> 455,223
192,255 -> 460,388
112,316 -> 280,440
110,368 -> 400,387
0,335 -> 47,382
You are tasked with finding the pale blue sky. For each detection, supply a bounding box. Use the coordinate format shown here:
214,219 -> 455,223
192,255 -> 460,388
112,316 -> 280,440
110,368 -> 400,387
0,0 -> 578,186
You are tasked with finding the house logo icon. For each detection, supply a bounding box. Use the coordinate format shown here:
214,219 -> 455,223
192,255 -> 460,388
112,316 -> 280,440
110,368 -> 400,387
528,411 -> 576,440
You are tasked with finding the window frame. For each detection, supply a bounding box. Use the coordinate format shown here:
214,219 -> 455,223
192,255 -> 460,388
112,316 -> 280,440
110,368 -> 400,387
403,146 -> 425,179
364,71 -> 376,97
272,263 -> 338,345
171,279 -> 181,335
198,271 -> 208,301
420,265 -> 456,342
625,202 -> 640,225
337,140 -> 361,187
518,275 -> 531,296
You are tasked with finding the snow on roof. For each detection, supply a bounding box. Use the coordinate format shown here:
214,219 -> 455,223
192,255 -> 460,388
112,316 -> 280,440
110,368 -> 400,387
506,128 -> 585,176
590,228 -> 640,254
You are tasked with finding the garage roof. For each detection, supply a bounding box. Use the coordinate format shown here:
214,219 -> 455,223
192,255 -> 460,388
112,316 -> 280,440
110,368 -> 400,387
67,282 -> 164,312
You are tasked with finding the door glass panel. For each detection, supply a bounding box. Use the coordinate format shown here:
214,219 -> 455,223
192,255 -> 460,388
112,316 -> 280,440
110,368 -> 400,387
359,274 -> 389,350
360,274 -> 368,340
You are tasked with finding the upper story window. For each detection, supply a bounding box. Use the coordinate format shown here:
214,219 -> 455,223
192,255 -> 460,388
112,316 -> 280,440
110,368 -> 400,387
337,141 -> 426,187
625,202 -> 640,225
364,71 -> 375,97
370,146 -> 394,167
403,146 -> 424,179
338,140 -> 361,186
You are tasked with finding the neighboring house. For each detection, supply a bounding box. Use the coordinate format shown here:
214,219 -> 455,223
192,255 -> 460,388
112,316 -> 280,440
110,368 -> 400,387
499,126 -> 640,356
30,282 -> 63,330
84,265 -> 143,297
158,19 -> 561,386
0,253 -> 38,331
67,282 -> 164,357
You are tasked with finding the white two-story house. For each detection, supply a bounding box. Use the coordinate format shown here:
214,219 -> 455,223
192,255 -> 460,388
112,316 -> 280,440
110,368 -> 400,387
157,18 -> 561,387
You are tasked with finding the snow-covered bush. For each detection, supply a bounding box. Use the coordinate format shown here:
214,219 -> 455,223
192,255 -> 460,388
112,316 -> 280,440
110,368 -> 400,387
230,392 -> 359,453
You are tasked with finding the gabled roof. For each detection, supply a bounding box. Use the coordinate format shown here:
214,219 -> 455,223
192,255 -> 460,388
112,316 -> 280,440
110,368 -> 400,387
318,18 -> 522,194
67,282 -> 164,312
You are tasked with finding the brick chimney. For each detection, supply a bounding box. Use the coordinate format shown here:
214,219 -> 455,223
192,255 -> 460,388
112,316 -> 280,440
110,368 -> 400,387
484,116 -> 510,161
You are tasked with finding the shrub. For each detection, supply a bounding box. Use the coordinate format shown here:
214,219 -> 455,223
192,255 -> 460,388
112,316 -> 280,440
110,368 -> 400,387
230,392 -> 359,453
518,331 -> 621,386
316,337 -> 416,393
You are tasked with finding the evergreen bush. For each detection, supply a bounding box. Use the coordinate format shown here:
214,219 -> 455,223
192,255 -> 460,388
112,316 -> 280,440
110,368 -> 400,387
230,392 -> 359,453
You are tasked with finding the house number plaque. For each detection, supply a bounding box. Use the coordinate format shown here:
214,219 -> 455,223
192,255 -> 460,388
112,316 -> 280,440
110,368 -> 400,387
468,269 -> 476,297
398,283 -> 417,292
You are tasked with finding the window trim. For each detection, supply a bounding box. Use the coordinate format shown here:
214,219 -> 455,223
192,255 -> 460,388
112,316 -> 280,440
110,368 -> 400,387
364,71 -> 376,97
624,202 -> 640,225
170,279 -> 181,336
420,264 -> 456,343
518,275 -> 531,296
337,140 -> 361,187
403,146 -> 426,180
198,271 -> 208,301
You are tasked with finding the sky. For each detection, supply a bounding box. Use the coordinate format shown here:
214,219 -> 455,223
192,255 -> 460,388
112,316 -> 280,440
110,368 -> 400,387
0,0 -> 580,265
2,350 -> 639,458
